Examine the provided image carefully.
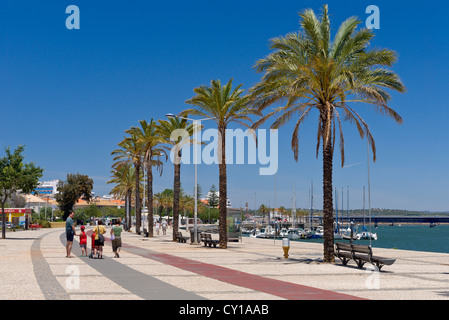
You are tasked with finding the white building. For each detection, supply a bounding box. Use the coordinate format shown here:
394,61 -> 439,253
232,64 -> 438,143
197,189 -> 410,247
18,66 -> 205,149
34,179 -> 60,197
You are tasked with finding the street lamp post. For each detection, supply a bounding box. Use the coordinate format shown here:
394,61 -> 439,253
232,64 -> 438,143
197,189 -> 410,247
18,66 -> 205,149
166,113 -> 215,244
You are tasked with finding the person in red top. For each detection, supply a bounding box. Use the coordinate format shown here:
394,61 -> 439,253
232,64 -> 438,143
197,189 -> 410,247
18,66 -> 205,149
78,225 -> 88,257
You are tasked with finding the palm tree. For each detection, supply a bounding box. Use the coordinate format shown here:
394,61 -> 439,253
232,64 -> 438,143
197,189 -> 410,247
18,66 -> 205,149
111,134 -> 144,234
108,163 -> 136,230
126,119 -> 166,237
156,117 -> 194,241
156,189 -> 174,217
180,194 -> 195,217
250,5 -> 405,262
182,79 -> 259,248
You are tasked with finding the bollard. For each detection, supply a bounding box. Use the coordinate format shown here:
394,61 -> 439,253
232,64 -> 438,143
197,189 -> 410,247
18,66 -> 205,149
282,237 -> 290,259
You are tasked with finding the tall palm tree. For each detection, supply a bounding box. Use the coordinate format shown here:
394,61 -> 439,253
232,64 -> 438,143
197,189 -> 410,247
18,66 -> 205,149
126,119 -> 166,237
250,5 -> 405,262
156,117 -> 195,241
182,78 -> 259,248
111,134 -> 144,234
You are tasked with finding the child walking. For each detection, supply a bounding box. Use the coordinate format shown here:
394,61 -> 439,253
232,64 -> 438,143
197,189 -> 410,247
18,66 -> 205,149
78,225 -> 88,257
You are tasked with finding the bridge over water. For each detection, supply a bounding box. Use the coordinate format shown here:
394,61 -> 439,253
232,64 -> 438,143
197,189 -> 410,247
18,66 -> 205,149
317,216 -> 449,225
242,216 -> 449,229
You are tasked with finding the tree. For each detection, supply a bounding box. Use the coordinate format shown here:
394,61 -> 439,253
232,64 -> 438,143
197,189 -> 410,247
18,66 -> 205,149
156,116 -> 194,241
206,184 -> 219,208
0,145 -> 43,239
38,207 -> 53,220
179,193 -> 195,216
183,78 -> 259,248
250,5 -> 405,262
278,206 -> 287,218
108,163 -> 137,230
7,192 -> 26,208
111,135 -> 144,234
55,173 -> 94,221
259,204 -> 269,222
127,119 -> 166,237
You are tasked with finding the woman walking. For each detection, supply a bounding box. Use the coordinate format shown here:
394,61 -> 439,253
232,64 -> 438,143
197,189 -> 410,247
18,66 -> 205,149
111,219 -> 123,258
93,220 -> 106,259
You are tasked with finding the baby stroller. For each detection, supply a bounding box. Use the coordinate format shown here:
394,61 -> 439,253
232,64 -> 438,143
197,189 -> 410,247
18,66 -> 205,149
89,231 -> 100,259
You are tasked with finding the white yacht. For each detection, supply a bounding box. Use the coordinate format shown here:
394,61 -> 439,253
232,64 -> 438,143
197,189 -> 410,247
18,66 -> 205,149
357,231 -> 377,240
287,228 -> 301,240
256,226 -> 276,238
249,229 -> 260,238
279,228 -> 289,237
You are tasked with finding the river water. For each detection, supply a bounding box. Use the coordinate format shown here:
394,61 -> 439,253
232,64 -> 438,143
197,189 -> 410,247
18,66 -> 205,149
292,224 -> 449,254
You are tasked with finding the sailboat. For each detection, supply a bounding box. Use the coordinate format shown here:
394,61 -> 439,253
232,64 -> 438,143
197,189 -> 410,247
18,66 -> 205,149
356,142 -> 377,241
341,186 -> 357,241
287,183 -> 302,240
306,181 -> 322,239
356,195 -> 378,240
355,188 -> 377,240
334,187 -> 343,240
357,230 -> 378,240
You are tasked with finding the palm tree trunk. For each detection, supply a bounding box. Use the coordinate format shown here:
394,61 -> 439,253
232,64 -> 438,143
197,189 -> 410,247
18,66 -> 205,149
218,127 -> 228,248
147,163 -> 154,237
127,190 -> 132,231
124,192 -> 129,231
322,124 -> 335,263
135,165 -> 141,234
1,203 -> 6,240
173,161 -> 181,242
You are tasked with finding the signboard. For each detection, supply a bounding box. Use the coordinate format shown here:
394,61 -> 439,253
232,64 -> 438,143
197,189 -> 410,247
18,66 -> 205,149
1,208 -> 32,214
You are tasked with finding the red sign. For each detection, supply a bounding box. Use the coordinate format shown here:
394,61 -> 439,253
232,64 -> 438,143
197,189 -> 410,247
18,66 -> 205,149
1,208 -> 32,214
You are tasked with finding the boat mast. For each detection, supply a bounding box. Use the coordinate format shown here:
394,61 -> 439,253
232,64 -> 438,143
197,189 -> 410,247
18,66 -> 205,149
310,180 -> 313,229
341,187 -> 344,228
347,185 -> 349,228
367,140 -> 372,247
291,185 -> 294,229
335,187 -> 339,234
363,185 -> 365,228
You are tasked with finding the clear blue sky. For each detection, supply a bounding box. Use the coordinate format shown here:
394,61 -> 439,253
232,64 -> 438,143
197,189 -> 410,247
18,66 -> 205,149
1,1 -> 448,211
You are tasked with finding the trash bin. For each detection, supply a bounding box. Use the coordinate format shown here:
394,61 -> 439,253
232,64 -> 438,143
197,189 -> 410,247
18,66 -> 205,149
190,229 -> 201,244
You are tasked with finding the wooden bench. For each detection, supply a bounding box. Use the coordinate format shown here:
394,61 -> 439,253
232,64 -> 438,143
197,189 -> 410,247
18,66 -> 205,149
200,233 -> 220,248
335,242 -> 396,271
174,231 -> 190,243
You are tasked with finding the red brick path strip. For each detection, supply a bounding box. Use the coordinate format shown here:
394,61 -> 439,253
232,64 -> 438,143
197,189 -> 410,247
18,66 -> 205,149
118,240 -> 365,300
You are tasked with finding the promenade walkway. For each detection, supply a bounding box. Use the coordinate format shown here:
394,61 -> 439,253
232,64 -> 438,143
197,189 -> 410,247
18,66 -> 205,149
1,226 -> 449,300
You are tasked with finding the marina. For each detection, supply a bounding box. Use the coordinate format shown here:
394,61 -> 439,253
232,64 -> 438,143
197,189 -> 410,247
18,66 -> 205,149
243,223 -> 449,254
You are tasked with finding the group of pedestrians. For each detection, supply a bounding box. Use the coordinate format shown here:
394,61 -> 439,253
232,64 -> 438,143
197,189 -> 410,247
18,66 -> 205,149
155,219 -> 168,235
65,211 -> 123,259
65,212 -> 171,258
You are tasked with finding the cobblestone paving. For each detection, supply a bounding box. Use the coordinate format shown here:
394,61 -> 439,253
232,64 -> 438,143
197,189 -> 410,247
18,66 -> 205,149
31,231 -> 70,300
